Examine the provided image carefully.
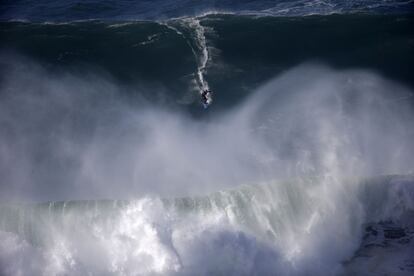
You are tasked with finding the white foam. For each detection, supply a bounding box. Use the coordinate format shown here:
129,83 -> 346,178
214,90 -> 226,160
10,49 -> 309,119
1,176 -> 413,275
164,18 -> 212,103
1,57 -> 414,274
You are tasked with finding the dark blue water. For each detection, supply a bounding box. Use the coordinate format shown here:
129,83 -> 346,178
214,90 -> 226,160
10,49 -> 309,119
1,1 -> 413,110
1,13 -> 413,112
1,0 -> 414,22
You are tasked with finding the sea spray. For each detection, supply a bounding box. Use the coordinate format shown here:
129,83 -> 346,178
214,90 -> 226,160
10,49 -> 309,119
1,175 -> 413,275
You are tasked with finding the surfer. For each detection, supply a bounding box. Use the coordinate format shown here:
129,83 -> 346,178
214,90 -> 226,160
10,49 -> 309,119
201,89 -> 212,106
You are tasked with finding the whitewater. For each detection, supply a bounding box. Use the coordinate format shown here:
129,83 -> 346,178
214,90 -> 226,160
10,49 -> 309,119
1,0 -> 414,274
1,175 -> 413,275
1,55 -> 414,274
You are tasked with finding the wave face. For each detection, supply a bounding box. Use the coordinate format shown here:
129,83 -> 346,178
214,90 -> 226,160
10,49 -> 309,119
1,2 -> 414,275
1,14 -> 414,111
1,175 -> 413,275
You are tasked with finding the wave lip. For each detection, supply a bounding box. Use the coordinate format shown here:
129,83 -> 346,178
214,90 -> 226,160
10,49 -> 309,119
1,0 -> 413,22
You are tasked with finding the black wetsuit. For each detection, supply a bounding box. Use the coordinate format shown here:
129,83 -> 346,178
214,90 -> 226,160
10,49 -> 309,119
201,90 -> 210,104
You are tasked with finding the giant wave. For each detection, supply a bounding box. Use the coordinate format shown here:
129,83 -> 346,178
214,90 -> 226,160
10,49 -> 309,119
1,13 -> 413,112
1,3 -> 414,275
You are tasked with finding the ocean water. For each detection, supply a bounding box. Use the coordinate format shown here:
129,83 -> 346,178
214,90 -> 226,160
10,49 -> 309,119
1,0 -> 414,275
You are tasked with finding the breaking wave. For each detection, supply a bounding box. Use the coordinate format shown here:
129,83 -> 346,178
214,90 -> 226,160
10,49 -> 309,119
1,6 -> 414,274
1,175 -> 413,275
1,53 -> 414,274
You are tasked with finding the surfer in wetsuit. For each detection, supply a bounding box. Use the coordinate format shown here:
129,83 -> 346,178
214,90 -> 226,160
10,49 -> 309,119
201,89 -> 211,106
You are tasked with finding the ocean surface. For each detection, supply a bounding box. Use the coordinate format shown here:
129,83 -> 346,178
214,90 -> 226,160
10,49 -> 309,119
1,0 -> 414,275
